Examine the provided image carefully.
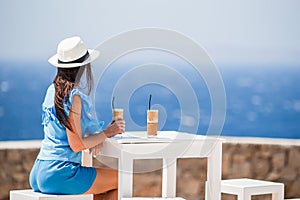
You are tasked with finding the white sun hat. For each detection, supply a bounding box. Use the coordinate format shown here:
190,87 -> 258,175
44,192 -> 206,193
48,36 -> 100,68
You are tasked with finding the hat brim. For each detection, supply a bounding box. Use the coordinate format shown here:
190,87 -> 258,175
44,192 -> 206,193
48,49 -> 100,68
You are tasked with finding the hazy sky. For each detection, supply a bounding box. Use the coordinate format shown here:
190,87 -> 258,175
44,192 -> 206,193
0,0 -> 300,66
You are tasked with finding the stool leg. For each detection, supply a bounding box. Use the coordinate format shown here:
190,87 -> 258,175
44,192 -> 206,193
238,195 -> 251,200
272,188 -> 284,200
238,193 -> 251,200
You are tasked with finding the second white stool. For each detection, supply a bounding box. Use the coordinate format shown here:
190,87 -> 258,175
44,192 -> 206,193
122,198 -> 185,200
221,178 -> 284,200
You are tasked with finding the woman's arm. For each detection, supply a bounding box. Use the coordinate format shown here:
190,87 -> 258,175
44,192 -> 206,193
67,94 -> 125,152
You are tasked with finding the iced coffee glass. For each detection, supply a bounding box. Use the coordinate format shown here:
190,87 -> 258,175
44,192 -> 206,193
147,110 -> 158,137
112,109 -> 124,134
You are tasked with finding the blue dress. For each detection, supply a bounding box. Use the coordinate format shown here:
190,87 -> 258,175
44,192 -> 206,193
29,84 -> 104,194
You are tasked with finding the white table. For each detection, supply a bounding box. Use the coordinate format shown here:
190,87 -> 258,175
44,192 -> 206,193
84,131 -> 223,200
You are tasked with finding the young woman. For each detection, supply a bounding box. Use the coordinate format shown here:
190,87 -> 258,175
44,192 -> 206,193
29,36 -> 124,200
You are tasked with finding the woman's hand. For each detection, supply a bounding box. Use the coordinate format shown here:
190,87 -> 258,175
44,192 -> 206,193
103,120 -> 125,138
89,143 -> 103,156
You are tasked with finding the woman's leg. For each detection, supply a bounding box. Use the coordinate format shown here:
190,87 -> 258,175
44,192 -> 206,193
94,189 -> 118,200
85,167 -> 118,195
105,189 -> 118,200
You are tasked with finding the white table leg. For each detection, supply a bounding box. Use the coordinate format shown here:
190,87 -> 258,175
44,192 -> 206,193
205,142 -> 222,200
118,153 -> 133,200
81,150 -> 93,167
162,158 -> 177,198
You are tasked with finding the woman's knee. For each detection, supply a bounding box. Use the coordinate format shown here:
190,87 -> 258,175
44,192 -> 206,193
85,167 -> 118,194
97,168 -> 118,184
97,168 -> 118,189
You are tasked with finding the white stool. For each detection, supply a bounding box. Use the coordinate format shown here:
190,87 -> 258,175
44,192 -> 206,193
122,198 -> 185,200
221,178 -> 284,200
10,190 -> 93,200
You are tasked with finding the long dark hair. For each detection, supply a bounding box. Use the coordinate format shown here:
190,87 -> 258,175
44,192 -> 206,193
53,63 -> 93,130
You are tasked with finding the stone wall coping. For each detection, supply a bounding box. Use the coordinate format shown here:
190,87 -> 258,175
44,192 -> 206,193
221,136 -> 300,146
0,136 -> 300,150
0,140 -> 41,149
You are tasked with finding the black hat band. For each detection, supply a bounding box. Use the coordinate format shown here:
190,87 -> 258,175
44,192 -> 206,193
58,51 -> 90,64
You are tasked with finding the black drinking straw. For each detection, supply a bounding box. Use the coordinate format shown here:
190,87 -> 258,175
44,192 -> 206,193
112,96 -> 115,110
111,97 -> 116,123
148,94 -> 152,110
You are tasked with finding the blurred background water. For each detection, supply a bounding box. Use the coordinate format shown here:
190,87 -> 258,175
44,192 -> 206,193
0,60 -> 299,140
1,0 -> 300,140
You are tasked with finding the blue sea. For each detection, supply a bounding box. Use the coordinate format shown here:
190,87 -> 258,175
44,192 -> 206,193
0,61 -> 300,141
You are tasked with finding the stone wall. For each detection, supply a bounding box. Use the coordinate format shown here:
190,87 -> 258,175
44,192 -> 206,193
0,148 -> 39,200
1,138 -> 300,200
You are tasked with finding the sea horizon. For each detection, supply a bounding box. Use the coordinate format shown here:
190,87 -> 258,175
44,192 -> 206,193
1,61 -> 300,141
